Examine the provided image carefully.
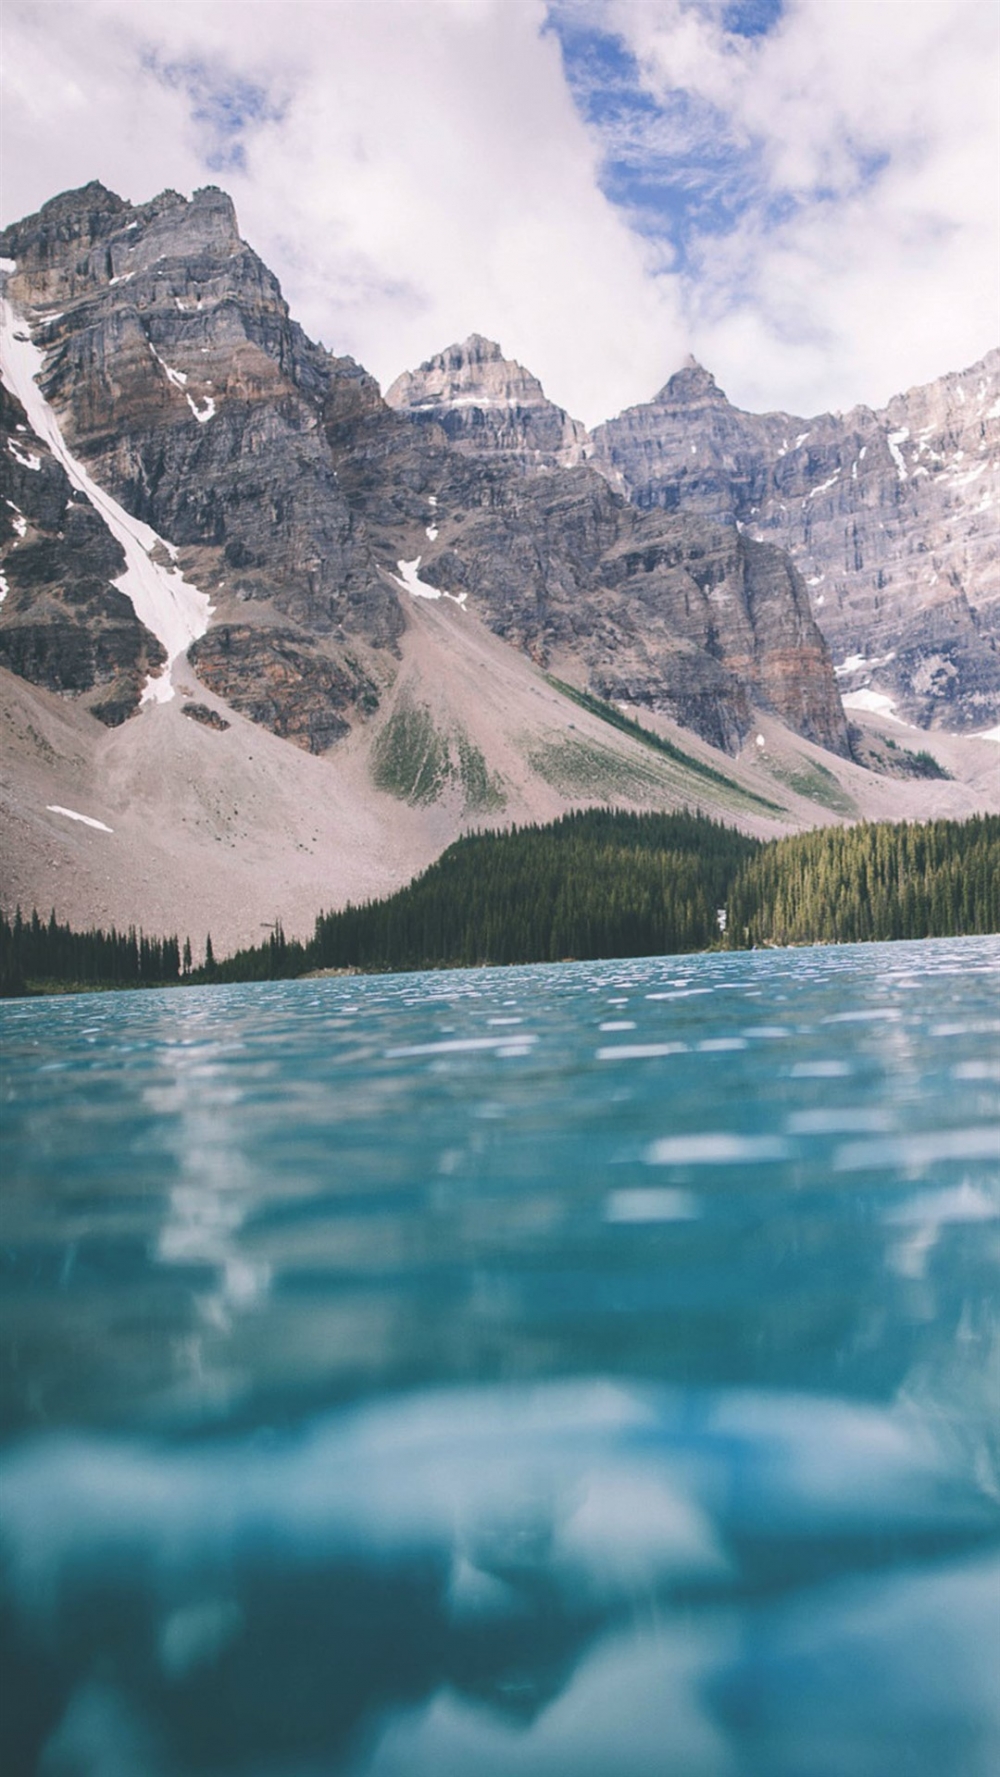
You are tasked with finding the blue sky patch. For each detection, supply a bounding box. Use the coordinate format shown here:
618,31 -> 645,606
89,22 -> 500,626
545,3 -> 892,285
144,54 -> 285,175
721,0 -> 784,39
546,11 -> 769,275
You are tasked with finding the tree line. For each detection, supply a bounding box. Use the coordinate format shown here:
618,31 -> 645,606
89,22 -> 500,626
0,907 -> 186,998
2,810 -> 997,995
725,814 -> 999,947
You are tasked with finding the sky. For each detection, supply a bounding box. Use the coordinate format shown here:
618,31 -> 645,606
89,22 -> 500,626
1,0 -> 998,426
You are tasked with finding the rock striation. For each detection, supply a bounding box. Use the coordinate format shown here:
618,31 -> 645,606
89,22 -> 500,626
2,183 -> 849,761
328,382 -> 847,755
1,183 -> 401,749
590,355 -> 1000,730
385,334 -> 589,467
0,383 -> 165,724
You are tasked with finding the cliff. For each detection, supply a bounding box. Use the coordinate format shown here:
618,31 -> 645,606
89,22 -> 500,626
590,354 -> 1000,730
2,185 -> 849,758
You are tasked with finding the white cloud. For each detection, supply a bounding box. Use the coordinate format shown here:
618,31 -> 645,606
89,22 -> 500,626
0,0 -> 683,426
580,0 -> 1000,414
0,0 -> 997,425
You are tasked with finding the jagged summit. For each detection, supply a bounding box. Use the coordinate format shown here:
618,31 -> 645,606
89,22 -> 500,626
385,334 -> 589,467
36,179 -> 125,215
386,334 -> 546,410
653,359 -> 727,405
422,333 -> 509,371
589,347 -> 1000,730
2,182 -> 243,309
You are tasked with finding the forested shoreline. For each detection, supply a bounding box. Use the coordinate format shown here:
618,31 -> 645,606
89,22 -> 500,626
2,811 -> 997,997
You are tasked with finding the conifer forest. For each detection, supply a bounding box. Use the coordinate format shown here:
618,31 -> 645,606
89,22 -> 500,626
2,811 -> 997,995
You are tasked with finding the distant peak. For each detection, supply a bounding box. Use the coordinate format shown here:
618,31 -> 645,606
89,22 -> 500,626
656,360 -> 727,404
192,185 -> 238,216
419,334 -> 506,372
38,181 -> 126,217
386,335 -> 551,413
459,333 -> 504,359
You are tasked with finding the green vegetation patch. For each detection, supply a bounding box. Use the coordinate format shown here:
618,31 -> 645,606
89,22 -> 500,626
528,735 -> 667,802
849,728 -> 953,782
457,731 -> 506,814
882,737 -> 952,780
766,756 -> 856,816
371,698 -> 452,805
546,676 -> 784,814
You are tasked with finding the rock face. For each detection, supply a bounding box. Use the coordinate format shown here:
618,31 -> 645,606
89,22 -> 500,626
0,384 -> 165,724
1,183 -> 402,749
385,334 -> 589,467
188,624 -> 373,754
1,183 -> 849,761
590,354 -> 1000,730
391,463 -> 842,754
327,381 -> 847,755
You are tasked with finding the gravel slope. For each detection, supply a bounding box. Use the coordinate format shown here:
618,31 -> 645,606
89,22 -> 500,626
2,592 -> 997,959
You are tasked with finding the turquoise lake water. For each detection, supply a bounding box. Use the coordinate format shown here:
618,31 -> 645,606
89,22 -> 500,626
1,936 -> 998,1775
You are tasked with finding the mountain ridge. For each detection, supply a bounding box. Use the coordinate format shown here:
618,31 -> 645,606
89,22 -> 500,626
387,322 -> 999,732
2,180 -> 849,760
1,182 -> 996,953
586,347 -> 1000,731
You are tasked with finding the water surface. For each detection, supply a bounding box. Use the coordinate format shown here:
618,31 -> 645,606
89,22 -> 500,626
2,938 -> 998,1774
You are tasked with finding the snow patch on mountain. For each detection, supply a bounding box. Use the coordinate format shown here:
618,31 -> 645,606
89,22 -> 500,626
46,805 -> 113,832
887,428 -> 910,481
841,688 -> 906,722
7,437 -> 40,471
393,558 -> 466,607
0,295 -> 213,701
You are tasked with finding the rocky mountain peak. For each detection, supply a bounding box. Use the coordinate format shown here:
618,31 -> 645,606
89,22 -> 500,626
590,348 -> 1000,730
1,182 -> 243,311
37,180 -> 126,222
450,333 -> 506,366
386,334 -> 544,410
385,335 -> 588,467
654,359 -> 727,405
1,180 -> 407,748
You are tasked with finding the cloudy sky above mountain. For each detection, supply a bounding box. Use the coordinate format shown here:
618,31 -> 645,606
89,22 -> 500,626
2,0 -> 997,425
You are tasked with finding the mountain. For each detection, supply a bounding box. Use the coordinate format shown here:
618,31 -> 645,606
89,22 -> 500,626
1,183 -> 996,954
385,333 -> 590,467
589,354 -> 1000,731
1,183 -> 402,750
0,379 -> 167,724
1,182 -> 849,761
